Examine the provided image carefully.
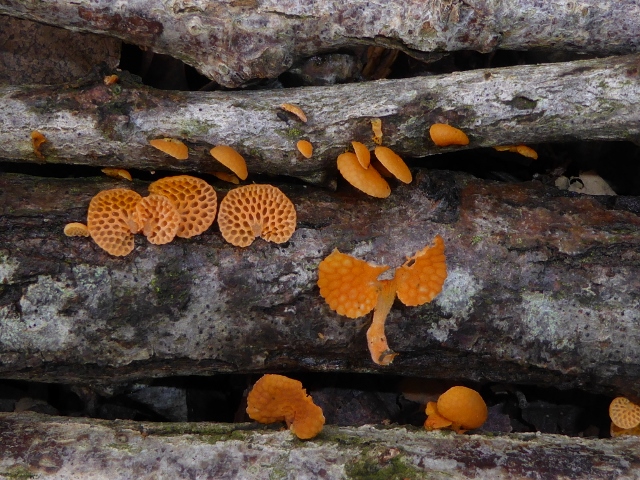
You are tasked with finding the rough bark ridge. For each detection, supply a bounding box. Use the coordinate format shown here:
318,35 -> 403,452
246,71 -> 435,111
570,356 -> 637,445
1,1 -> 639,86
1,413 -> 639,480
1,171 -> 640,396
1,54 -> 639,185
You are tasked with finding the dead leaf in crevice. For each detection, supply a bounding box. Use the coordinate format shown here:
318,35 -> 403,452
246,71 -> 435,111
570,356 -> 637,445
567,171 -> 617,196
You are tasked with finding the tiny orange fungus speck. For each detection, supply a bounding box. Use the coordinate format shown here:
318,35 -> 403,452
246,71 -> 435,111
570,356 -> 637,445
31,131 -> 46,159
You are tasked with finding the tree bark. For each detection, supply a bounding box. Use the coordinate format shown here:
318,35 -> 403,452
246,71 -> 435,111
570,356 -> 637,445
1,412 -> 639,479
1,1 -> 639,86
1,54 -> 639,185
1,171 -> 640,396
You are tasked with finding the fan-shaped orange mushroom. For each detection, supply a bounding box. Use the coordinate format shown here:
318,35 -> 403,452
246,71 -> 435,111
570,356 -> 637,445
217,184 -> 296,247
337,152 -> 390,199
429,124 -> 469,147
425,386 -> 487,433
210,145 -> 248,181
149,138 -> 189,160
374,146 -> 412,184
148,175 -> 218,238
280,103 -> 307,123
63,222 -> 90,237
609,397 -> 640,430
297,140 -> 313,159
424,401 -> 453,430
87,188 -> 142,256
133,194 -> 181,245
102,168 -> 132,181
352,141 -> 371,169
494,145 -> 538,160
246,374 -> 325,439
396,235 -> 447,306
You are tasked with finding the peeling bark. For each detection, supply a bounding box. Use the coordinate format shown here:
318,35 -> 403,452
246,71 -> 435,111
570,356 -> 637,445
1,1 -> 639,86
1,54 -> 639,185
1,171 -> 640,396
1,413 -> 639,479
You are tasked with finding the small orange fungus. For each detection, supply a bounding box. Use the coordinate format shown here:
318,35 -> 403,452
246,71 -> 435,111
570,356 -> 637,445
318,236 -> 447,365
494,145 -> 538,160
31,131 -> 46,160
133,194 -> 181,245
209,145 -> 248,181
149,138 -> 189,160
217,184 -> 296,247
609,397 -> 640,430
148,175 -> 218,238
371,118 -> 383,145
87,188 -> 142,256
297,140 -> 313,159
246,374 -> 325,439
337,152 -> 390,199
103,74 -> 119,85
429,123 -> 469,147
280,103 -> 307,123
63,222 -> 90,237
102,168 -> 132,181
210,171 -> 241,184
351,141 -> 371,169
374,146 -> 412,184
425,386 -> 487,433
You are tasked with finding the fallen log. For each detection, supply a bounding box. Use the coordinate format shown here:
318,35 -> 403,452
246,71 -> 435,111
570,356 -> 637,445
1,170 -> 640,396
1,1 -> 639,86
1,54 -> 639,185
1,413 -> 639,479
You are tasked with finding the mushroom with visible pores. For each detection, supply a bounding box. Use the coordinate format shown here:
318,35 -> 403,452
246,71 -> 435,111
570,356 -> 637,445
87,188 -> 142,256
246,374 -> 325,439
133,194 -> 181,245
297,140 -> 313,159
217,184 -> 296,247
609,397 -> 640,430
210,145 -> 248,181
374,146 -> 412,184
395,235 -> 447,306
63,222 -> 90,237
351,141 -> 371,169
148,175 -> 218,239
337,152 -> 390,199
424,386 -> 488,433
429,123 -> 469,147
102,168 -> 132,181
149,138 -> 189,160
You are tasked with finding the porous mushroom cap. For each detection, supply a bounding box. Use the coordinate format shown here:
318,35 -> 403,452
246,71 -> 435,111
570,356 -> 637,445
395,235 -> 447,306
609,397 -> 640,430
437,386 -> 487,430
374,146 -> 412,184
337,152 -> 390,198
217,184 -> 296,247
149,138 -> 189,160
87,188 -> 142,256
429,124 -> 470,147
63,222 -> 90,237
246,374 -> 325,440
210,145 -> 249,180
133,194 -> 181,245
317,249 -> 389,318
148,175 -> 218,238
297,140 -> 313,159
352,141 -> 371,168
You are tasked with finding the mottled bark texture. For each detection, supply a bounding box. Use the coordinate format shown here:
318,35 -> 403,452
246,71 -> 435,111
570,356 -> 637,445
2,171 -> 640,396
1,413 -> 639,480
1,54 -> 639,185
1,1 -> 639,86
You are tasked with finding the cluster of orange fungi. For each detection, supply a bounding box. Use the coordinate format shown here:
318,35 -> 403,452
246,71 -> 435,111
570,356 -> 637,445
246,374 -> 325,440
64,176 -> 296,256
609,397 -> 640,437
424,386 -> 488,434
317,235 -> 447,366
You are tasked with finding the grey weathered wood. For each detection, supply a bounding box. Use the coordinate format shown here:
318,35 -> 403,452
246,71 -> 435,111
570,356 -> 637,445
1,171 -> 640,396
1,54 -> 639,185
1,412 -> 639,479
1,1 -> 639,86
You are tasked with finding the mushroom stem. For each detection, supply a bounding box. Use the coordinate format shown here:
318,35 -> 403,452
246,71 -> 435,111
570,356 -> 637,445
366,279 -> 398,366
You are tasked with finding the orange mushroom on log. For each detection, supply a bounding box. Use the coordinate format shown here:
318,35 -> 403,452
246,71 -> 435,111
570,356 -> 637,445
217,184 -> 297,247
209,145 -> 249,181
371,118 -> 383,145
102,168 -> 132,181
31,130 -> 46,160
429,123 -> 469,147
149,138 -> 189,160
609,397 -> 640,430
351,141 -> 371,169
280,103 -> 308,123
374,146 -> 412,184
424,386 -> 488,433
63,222 -> 90,237
297,140 -> 313,159
337,152 -> 390,199
133,194 -> 181,245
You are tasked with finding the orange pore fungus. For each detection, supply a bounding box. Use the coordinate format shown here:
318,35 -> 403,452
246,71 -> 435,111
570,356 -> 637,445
609,397 -> 640,430
209,145 -> 248,181
246,374 -> 325,439
297,140 -> 313,159
148,175 -> 218,238
133,194 -> 181,245
102,168 -> 132,181
217,184 -> 297,247
337,152 -> 391,199
149,138 -> 189,160
31,131 -> 46,159
429,123 -> 469,147
63,222 -> 90,237
425,386 -> 487,433
395,235 -> 447,306
87,188 -> 142,256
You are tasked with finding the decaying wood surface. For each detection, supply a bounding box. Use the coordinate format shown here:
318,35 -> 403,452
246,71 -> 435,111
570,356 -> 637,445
2,170 -> 640,396
1,412 -> 639,479
1,54 -> 639,185
1,1 -> 639,86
